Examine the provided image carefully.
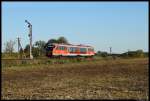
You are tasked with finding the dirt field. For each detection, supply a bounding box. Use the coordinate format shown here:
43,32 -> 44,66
1,58 -> 149,100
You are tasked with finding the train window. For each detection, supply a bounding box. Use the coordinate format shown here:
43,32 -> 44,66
72,48 -> 74,52
74,47 -> 78,52
63,46 -> 65,50
88,48 -> 90,52
92,48 -> 94,52
80,48 -> 87,53
56,46 -> 67,50
73,47 -> 76,52
88,48 -> 93,52
61,46 -> 66,50
59,46 -> 61,50
69,48 -> 71,52
69,47 -> 76,52
69,47 -> 72,52
75,47 -> 78,52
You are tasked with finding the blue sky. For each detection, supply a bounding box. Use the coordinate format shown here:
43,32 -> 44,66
2,2 -> 148,53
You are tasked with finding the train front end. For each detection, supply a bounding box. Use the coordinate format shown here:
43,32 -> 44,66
45,43 -> 55,57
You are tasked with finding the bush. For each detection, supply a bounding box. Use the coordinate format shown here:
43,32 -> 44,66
96,51 -> 108,57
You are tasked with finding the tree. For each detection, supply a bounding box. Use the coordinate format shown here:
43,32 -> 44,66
97,51 -> 101,55
24,44 -> 40,58
96,51 -> 108,57
24,44 -> 30,57
45,36 -> 69,49
4,40 -> 16,54
44,39 -> 57,49
121,49 -> 144,58
24,44 -> 30,53
34,40 -> 46,56
47,39 -> 58,44
32,47 -> 39,58
136,49 -> 144,57
57,36 -> 68,44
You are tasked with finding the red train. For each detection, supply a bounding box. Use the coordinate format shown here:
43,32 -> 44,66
45,43 -> 95,57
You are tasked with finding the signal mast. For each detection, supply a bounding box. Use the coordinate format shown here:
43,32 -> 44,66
25,20 -> 33,59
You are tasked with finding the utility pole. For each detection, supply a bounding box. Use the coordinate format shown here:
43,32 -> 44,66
17,37 -> 26,59
127,49 -> 130,56
17,37 -> 21,59
109,47 -> 112,55
25,20 -> 33,59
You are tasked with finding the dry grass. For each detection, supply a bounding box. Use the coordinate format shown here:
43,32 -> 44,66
1,58 -> 149,100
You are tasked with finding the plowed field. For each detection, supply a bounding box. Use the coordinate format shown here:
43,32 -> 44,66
2,58 -> 149,100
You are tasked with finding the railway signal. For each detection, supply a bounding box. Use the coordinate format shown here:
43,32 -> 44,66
25,20 -> 33,59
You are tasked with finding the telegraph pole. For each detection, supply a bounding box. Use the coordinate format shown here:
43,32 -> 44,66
127,49 -> 130,56
25,20 -> 33,59
109,47 -> 112,55
17,37 -> 21,59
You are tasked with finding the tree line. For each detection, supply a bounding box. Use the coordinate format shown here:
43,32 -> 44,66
96,50 -> 148,58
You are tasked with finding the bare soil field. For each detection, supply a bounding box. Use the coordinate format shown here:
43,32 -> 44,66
1,58 -> 149,100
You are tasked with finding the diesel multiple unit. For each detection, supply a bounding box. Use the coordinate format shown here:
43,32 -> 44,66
46,43 -> 95,57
